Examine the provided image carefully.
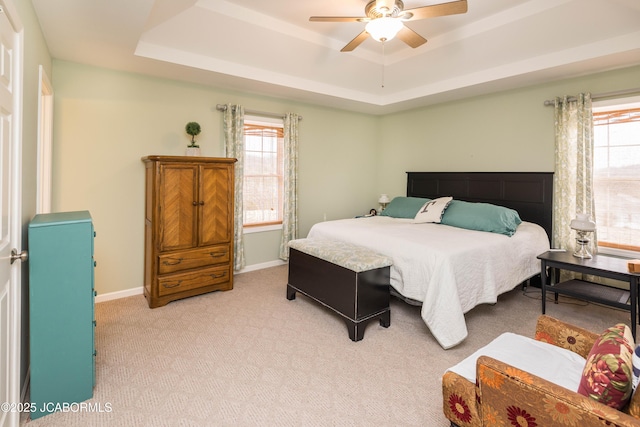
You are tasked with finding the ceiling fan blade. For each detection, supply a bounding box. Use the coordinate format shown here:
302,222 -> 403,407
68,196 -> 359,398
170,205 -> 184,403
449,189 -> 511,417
341,30 -> 370,52
396,26 -> 427,48
310,16 -> 364,22
404,0 -> 467,21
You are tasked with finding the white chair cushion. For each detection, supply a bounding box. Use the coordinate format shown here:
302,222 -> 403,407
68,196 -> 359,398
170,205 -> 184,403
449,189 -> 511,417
446,332 -> 586,392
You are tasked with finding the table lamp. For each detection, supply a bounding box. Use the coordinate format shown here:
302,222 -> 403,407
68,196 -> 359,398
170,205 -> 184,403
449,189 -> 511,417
378,194 -> 390,212
570,213 -> 596,259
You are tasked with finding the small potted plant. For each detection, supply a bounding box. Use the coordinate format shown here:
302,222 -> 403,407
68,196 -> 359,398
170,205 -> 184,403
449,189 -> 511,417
185,121 -> 201,156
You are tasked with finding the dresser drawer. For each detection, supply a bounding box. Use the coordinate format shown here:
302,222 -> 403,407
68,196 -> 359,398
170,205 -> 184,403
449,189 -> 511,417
158,265 -> 231,296
158,245 -> 230,275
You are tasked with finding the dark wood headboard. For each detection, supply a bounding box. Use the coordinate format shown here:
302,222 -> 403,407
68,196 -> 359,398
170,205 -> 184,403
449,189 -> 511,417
407,172 -> 554,240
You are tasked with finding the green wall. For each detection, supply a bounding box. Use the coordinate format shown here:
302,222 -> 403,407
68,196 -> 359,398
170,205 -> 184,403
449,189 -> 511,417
376,65 -> 640,197
50,59 -> 640,298
51,61 -> 378,294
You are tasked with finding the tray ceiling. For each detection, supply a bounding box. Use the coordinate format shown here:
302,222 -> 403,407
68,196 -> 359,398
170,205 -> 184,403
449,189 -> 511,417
31,0 -> 640,114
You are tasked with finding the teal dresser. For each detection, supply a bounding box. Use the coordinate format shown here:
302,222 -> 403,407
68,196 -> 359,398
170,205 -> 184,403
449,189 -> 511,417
28,211 -> 96,419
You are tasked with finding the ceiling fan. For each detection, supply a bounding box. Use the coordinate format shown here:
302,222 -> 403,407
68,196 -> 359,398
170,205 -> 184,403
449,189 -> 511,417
310,0 -> 468,52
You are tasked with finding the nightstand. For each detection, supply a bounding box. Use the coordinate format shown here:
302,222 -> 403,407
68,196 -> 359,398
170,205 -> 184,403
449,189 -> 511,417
537,250 -> 640,339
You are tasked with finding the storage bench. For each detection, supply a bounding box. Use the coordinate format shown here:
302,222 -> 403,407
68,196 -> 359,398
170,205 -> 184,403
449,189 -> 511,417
287,238 -> 392,341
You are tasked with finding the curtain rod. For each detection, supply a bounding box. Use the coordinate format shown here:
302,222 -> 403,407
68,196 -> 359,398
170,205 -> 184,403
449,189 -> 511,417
215,104 -> 302,120
543,87 -> 640,106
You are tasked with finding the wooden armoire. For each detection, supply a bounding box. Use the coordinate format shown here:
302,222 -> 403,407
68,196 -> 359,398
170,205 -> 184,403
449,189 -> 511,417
142,156 -> 236,308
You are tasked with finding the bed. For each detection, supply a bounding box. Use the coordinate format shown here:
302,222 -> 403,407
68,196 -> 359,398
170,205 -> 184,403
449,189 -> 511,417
306,172 -> 553,349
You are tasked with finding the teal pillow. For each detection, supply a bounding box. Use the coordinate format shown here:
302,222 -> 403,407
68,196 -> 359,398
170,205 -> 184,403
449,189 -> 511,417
440,200 -> 522,236
380,197 -> 430,218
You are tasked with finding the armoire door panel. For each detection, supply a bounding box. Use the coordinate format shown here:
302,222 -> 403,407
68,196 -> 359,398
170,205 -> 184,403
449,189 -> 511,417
200,165 -> 232,246
159,164 -> 198,251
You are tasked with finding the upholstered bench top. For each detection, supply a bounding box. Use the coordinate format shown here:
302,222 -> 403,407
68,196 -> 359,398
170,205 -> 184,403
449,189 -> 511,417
288,238 -> 393,273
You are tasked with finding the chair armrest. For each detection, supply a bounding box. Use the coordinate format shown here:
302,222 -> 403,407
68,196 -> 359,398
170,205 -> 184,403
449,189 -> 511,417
476,356 -> 638,426
442,370 -> 481,427
534,315 -> 599,358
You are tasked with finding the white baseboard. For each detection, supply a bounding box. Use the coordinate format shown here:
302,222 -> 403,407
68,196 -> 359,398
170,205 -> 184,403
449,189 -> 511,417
236,259 -> 287,274
94,260 -> 288,303
95,286 -> 143,303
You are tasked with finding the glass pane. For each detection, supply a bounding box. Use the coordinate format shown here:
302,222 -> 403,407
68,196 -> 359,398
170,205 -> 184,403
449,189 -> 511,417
594,109 -> 640,249
610,122 -> 640,146
243,171 -> 282,225
243,120 -> 284,226
593,147 -> 609,173
244,152 -> 263,175
245,135 -> 263,152
609,146 -> 640,173
262,152 -> 277,175
593,126 -> 608,147
263,137 -> 277,153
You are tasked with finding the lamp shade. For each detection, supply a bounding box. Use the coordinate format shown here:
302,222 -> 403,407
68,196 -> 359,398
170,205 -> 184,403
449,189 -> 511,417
570,213 -> 596,232
366,17 -> 403,42
378,194 -> 390,204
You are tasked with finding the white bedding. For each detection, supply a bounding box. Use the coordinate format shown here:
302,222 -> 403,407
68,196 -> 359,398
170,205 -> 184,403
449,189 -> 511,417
307,216 -> 550,349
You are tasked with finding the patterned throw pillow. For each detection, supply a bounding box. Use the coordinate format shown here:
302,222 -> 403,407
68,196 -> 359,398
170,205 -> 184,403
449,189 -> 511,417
626,345 -> 640,418
413,196 -> 453,224
577,323 -> 634,409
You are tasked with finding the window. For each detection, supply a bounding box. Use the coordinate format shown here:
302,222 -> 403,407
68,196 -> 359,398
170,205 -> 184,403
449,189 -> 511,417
593,97 -> 640,254
243,116 -> 284,228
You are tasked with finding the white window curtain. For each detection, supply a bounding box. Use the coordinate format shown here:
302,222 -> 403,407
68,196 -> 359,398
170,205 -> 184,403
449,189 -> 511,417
279,113 -> 299,260
223,104 -> 246,271
553,93 -> 597,255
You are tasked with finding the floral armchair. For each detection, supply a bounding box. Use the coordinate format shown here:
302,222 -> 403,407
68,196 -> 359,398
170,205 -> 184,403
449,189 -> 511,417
442,315 -> 640,427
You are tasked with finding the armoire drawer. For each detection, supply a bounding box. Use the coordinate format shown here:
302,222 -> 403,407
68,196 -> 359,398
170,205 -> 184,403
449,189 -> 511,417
158,265 -> 231,296
158,245 -> 230,275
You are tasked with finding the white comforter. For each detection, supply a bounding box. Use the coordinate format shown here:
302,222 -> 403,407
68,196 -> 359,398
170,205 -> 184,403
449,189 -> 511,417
307,216 -> 550,349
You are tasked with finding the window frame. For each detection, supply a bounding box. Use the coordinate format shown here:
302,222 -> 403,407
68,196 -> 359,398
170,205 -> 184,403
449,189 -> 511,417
242,115 -> 284,233
592,95 -> 640,257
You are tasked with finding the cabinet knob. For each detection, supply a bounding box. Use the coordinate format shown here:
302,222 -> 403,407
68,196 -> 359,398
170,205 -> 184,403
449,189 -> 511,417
192,201 -> 198,206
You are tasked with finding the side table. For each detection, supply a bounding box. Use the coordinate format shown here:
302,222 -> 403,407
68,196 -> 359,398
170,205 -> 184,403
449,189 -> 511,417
537,250 -> 640,339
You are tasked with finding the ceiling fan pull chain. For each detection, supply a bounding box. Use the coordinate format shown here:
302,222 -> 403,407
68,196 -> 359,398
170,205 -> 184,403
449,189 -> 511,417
381,41 -> 385,88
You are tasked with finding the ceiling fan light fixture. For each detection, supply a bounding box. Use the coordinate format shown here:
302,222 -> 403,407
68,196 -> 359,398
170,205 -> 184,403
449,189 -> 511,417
365,17 -> 403,42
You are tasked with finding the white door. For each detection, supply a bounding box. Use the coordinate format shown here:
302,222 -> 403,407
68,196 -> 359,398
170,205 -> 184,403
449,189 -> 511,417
0,2 -> 23,427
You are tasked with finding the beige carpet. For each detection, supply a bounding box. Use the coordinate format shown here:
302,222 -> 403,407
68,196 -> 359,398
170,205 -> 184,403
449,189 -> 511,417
22,265 -> 629,426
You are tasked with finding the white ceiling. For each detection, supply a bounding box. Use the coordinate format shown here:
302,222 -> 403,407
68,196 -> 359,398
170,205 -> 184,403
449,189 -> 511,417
31,0 -> 640,114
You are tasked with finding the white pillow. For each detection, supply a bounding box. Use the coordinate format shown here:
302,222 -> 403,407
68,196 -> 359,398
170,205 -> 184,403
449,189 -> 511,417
446,332 -> 586,392
413,196 -> 453,223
